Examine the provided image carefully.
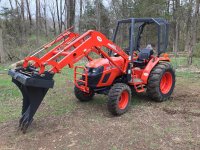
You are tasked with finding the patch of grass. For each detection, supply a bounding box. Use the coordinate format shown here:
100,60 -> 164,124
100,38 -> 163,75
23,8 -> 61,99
170,57 -> 200,80
0,64 -> 9,74
0,65 -> 5,70
176,71 -> 200,79
131,95 -> 144,105
171,57 -> 200,69
110,146 -> 119,150
90,95 -> 107,105
130,92 -> 148,107
0,73 -> 21,123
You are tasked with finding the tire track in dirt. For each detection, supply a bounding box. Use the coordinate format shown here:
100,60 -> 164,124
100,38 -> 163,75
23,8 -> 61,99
163,107 -> 200,117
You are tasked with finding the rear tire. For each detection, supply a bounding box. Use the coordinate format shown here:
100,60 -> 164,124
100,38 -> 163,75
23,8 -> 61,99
74,84 -> 94,102
146,62 -> 175,102
108,83 -> 131,115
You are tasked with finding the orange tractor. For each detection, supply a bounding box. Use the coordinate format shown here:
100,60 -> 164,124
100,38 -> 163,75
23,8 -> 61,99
9,18 -> 175,133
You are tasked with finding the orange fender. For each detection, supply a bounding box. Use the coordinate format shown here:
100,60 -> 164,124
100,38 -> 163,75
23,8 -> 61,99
141,56 -> 170,84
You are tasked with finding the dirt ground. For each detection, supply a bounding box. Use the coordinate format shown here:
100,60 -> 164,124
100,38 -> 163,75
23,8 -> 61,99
0,76 -> 200,150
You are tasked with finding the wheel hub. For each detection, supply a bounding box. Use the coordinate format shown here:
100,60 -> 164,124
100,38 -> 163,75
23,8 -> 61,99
160,72 -> 173,94
118,90 -> 129,109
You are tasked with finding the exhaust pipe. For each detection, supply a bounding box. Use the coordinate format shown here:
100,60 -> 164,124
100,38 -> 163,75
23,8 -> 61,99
8,67 -> 54,133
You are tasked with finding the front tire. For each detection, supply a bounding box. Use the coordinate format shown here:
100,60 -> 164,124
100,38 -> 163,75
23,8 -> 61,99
108,83 -> 132,115
74,85 -> 94,102
147,62 -> 175,102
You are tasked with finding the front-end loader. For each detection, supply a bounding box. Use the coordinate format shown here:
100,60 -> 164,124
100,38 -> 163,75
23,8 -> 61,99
8,18 -> 175,133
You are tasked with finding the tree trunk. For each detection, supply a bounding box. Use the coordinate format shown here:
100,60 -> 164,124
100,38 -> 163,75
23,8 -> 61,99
166,0 -> 170,14
49,2 -> 57,35
21,0 -> 25,21
0,28 -> 5,63
66,0 -> 70,28
15,0 -> 19,15
38,0 -> 42,30
21,0 -> 25,43
15,0 -> 23,46
174,19 -> 179,55
26,0 -> 32,32
96,0 -> 101,31
36,0 -> 39,45
172,0 -> 180,56
122,0 -> 126,18
79,0 -> 82,32
64,0 -> 67,30
56,0 -> 61,33
43,0 -> 48,37
188,0 -> 200,65
66,0 -> 76,29
9,0 -> 14,10
60,0 -> 63,32
184,0 -> 193,52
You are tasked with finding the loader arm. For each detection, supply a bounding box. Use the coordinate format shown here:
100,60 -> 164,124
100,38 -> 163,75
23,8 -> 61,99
23,30 -> 129,75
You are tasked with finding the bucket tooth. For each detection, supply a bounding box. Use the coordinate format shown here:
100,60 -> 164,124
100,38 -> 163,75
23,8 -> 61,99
16,85 -> 48,133
8,68 -> 54,133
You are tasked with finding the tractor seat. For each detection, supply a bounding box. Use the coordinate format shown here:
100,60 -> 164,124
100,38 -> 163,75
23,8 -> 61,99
134,48 -> 154,67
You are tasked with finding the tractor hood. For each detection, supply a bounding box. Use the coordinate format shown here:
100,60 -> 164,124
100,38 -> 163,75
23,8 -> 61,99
86,57 -> 124,69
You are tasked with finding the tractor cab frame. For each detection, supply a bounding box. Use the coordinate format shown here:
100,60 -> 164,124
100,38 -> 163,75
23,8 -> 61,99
112,18 -> 169,60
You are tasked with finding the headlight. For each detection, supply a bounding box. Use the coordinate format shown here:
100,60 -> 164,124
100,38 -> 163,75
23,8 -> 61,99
88,66 -> 104,74
92,68 -> 97,73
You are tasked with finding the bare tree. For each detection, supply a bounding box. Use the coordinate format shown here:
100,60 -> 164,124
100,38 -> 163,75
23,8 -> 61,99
96,0 -> 101,31
188,0 -> 200,65
56,0 -> 65,33
9,0 -> 14,10
56,0 -> 62,33
21,0 -> 26,41
66,0 -> 76,29
15,0 -> 19,15
21,0 -> 25,21
0,28 -> 5,63
49,1 -> 57,35
38,0 -> 42,29
13,0 -> 24,45
172,0 -> 180,56
26,0 -> 32,31
42,0 -> 48,37
79,0 -> 83,32
184,0 -> 193,52
64,0 -> 67,29
60,0 -> 63,32
36,0 -> 39,45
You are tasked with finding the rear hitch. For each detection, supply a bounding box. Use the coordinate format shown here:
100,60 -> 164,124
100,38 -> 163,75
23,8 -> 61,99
8,67 -> 54,133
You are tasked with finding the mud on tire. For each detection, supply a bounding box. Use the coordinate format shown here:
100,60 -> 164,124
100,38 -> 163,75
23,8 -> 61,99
108,83 -> 131,115
146,62 -> 175,102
